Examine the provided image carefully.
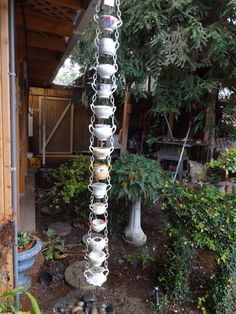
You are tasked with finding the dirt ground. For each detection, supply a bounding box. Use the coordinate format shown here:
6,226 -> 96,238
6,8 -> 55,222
25,167 -> 203,314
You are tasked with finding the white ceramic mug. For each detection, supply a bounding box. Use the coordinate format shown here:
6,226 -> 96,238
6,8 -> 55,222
99,38 -> 119,56
97,64 -> 116,79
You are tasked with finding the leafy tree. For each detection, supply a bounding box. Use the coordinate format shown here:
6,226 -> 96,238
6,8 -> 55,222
71,0 -> 236,139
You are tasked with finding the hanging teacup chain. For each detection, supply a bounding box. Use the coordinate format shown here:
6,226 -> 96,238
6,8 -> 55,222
84,0 -> 122,287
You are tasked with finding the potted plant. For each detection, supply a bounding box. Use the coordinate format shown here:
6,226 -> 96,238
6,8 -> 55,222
17,231 -> 42,289
111,154 -> 164,246
42,228 -> 68,261
205,147 -> 236,193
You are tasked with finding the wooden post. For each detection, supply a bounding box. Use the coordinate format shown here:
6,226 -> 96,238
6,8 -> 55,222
120,84 -> 132,155
167,113 -> 175,140
0,0 -> 14,291
42,89 -> 47,165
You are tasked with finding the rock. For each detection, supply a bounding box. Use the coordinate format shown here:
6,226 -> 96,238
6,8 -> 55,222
90,305 -> 99,314
83,291 -> 97,303
72,305 -> 83,313
98,309 -> 106,314
106,305 -> 115,314
48,222 -> 72,237
40,206 -> 61,216
75,301 -> 84,307
65,261 -> 96,290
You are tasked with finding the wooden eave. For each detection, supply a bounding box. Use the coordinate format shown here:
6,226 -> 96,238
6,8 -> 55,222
15,0 -> 91,87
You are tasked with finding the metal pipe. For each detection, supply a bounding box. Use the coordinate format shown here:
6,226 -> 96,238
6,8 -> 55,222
9,0 -> 19,296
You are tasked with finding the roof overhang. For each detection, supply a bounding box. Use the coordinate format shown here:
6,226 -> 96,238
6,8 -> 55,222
15,0 -> 96,87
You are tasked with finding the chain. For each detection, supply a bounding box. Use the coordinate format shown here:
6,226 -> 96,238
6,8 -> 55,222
84,0 -> 122,286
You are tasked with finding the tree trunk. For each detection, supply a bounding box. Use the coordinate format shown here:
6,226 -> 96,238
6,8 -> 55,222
123,199 -> 147,246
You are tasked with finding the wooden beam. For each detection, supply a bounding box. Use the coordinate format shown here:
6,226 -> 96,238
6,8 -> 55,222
29,47 -> 62,62
17,30 -> 66,52
15,13 -> 73,37
0,0 -> 14,291
29,58 -> 58,71
120,85 -> 132,155
47,0 -> 87,10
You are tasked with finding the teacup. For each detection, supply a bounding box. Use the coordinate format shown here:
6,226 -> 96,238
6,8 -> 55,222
97,64 -> 116,79
98,15 -> 121,32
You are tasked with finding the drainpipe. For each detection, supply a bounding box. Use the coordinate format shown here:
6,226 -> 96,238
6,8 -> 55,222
9,0 -> 19,296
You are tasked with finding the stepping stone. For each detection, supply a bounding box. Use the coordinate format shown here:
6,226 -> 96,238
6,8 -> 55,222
40,206 -> 61,216
65,261 -> 96,290
82,233 -> 105,246
49,222 -> 72,237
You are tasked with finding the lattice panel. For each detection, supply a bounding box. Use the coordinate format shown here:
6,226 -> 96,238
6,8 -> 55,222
27,0 -> 76,22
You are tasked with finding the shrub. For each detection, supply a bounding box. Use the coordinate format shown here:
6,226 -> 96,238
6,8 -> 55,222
111,153 -> 165,203
158,183 -> 236,313
45,155 -> 90,217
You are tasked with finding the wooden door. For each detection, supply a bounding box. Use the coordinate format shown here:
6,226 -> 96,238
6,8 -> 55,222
39,97 -> 74,154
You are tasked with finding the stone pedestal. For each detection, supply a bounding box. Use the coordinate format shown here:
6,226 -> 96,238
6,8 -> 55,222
123,199 -> 147,246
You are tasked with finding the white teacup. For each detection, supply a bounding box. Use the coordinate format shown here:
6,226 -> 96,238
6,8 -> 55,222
97,64 -> 116,79
89,124 -> 116,141
99,38 -> 119,56
91,147 -> 113,160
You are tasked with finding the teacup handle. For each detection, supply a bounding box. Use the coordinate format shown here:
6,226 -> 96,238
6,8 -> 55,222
111,125 -> 117,134
108,165 -> 112,171
112,85 -> 117,93
88,184 -> 93,192
91,83 -> 97,92
107,184 -> 112,192
90,104 -> 95,113
89,165 -> 93,173
89,124 -> 94,134
115,41 -> 120,50
112,106 -> 116,114
117,20 -> 123,27
94,14 -> 98,23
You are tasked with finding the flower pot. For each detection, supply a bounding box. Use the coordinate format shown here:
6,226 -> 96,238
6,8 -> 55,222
98,15 -> 120,32
90,164 -> 111,181
84,266 -> 108,286
88,236 -> 106,251
97,64 -> 116,79
88,250 -> 106,267
18,239 -> 42,289
91,147 -> 113,160
99,38 -> 119,56
89,124 -> 116,141
90,219 -> 107,232
92,182 -> 107,198
92,104 -> 115,119
90,202 -> 107,215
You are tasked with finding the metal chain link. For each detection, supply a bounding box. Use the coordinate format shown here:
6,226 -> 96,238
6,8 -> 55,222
85,0 -> 122,286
